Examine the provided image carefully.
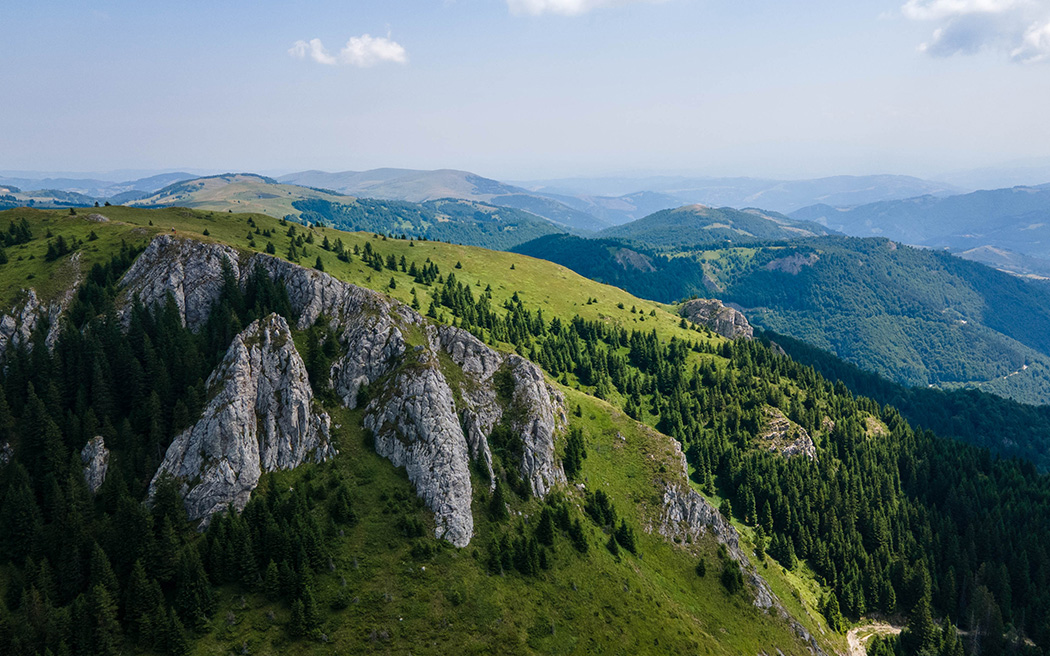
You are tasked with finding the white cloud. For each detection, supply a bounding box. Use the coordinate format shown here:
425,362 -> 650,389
902,0 -> 1050,62
288,34 -> 408,67
506,0 -> 657,16
1012,18 -> 1050,61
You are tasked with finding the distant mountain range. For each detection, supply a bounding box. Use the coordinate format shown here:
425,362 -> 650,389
513,173 -> 962,213
791,185 -> 1050,265
0,171 -> 195,201
10,168 -> 1050,279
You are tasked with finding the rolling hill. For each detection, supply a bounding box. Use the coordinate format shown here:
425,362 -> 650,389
597,204 -> 836,247
129,173 -> 565,250
278,168 -> 608,232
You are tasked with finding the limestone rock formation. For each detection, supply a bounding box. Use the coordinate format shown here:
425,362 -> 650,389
759,407 -> 817,460
80,436 -> 110,494
0,289 -> 64,353
656,437 -> 827,655
679,298 -> 753,339
121,235 -> 240,330
364,361 -> 474,546
149,313 -> 334,526
129,235 -> 565,545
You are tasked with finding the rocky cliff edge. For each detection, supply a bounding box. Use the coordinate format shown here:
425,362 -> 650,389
127,235 -> 565,546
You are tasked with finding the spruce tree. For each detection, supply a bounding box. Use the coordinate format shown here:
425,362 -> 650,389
489,480 -> 509,522
536,506 -> 555,546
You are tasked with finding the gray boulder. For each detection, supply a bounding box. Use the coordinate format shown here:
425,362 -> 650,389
81,436 -> 110,494
679,298 -> 753,339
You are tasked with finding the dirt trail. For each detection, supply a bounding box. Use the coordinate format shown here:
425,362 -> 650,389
846,623 -> 901,656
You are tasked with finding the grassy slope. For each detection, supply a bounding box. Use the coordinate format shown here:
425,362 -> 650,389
0,206 -> 841,655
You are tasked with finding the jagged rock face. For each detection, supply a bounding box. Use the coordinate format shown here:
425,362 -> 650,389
81,436 -> 110,494
657,439 -> 827,656
364,362 -> 474,547
0,289 -> 64,353
0,441 -> 12,466
121,235 -> 240,330
0,253 -> 82,354
679,298 -> 753,340
759,407 -> 817,460
149,313 -> 334,526
130,235 -> 565,545
505,355 -> 566,497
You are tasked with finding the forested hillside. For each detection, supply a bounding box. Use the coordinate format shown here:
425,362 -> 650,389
515,234 -> 1050,405
0,207 -> 1047,656
598,204 -> 834,247
293,197 -> 564,250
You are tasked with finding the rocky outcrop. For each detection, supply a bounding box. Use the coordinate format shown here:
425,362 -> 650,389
129,235 -> 565,545
149,313 -> 334,526
658,438 -> 775,608
0,253 -> 83,354
679,298 -> 753,339
121,236 -> 241,331
81,436 -> 110,494
504,355 -> 566,498
365,362 -> 474,546
0,441 -> 12,467
759,407 -> 817,460
0,289 -> 63,352
657,437 -> 827,656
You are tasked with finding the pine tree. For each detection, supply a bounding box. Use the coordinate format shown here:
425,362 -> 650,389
569,519 -> 589,554
615,519 -> 637,555
90,584 -> 122,656
124,560 -> 161,646
289,599 -> 306,637
174,547 -> 214,630
489,480 -> 509,522
89,543 -> 120,602
902,568 -> 937,655
264,560 -> 280,600
165,608 -> 190,656
536,506 -> 555,546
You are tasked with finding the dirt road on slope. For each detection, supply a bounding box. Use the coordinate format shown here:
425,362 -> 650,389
846,623 -> 902,656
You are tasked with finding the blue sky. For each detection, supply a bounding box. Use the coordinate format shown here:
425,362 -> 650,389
2,0 -> 1049,180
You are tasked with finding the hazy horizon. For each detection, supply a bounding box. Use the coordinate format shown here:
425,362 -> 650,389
4,1 -> 1049,183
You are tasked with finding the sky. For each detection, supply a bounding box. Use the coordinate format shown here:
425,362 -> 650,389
2,0 -> 1049,181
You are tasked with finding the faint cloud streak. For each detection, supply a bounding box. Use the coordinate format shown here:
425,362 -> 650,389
507,0 -> 660,16
289,34 -> 408,67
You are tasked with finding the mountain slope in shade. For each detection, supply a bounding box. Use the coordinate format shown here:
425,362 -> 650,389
598,204 -> 836,247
